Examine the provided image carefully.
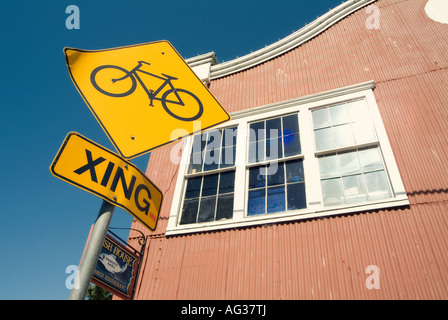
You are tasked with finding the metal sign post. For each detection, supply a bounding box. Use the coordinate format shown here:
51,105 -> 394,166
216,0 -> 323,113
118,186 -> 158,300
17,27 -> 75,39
68,200 -> 115,300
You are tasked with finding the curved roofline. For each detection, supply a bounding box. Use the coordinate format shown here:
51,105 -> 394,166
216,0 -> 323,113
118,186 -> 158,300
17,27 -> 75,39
210,0 -> 376,80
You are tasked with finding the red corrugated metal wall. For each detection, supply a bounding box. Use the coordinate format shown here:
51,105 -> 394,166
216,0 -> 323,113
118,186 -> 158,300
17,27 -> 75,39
124,0 -> 448,299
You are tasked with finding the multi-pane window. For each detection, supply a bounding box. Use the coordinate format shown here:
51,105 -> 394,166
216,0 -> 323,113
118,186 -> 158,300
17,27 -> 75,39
312,100 -> 377,151
248,113 -> 301,163
319,148 -> 391,206
188,127 -> 237,174
168,84 -> 409,235
180,171 -> 235,224
180,127 -> 237,225
247,113 -> 306,215
248,159 -> 306,215
312,100 -> 392,206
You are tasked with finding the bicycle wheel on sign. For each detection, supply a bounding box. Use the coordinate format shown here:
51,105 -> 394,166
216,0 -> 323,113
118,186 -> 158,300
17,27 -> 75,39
90,65 -> 137,97
161,89 -> 203,121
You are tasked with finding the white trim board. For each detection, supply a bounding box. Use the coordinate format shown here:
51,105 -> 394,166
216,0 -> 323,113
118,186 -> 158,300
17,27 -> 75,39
209,0 -> 377,79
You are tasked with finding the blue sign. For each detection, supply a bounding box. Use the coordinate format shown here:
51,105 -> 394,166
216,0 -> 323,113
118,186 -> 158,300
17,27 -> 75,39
92,234 -> 140,299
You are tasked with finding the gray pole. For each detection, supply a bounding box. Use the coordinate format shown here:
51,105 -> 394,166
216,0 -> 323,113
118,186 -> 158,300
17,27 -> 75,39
68,200 -> 115,300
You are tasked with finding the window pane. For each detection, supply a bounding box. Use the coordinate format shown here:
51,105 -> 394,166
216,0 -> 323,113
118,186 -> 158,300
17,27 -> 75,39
221,146 -> 235,168
248,141 -> 264,163
266,118 -> 281,140
188,152 -> 203,174
222,127 -> 238,147
267,163 -> 284,186
267,186 -> 286,213
282,114 -> 299,135
365,170 -> 392,200
219,171 -> 235,194
314,127 -> 334,151
347,100 -> 368,122
180,199 -> 199,224
318,154 -> 339,179
248,189 -> 266,215
342,174 -> 367,204
338,151 -> 361,175
249,121 -> 265,142
249,166 -> 266,189
185,176 -> 202,199
329,104 -> 349,125
333,124 -> 354,148
197,196 -> 216,222
353,121 -> 377,144
348,101 -> 377,143
203,148 -> 219,171
192,134 -> 206,153
205,130 -> 222,150
359,147 -> 383,172
202,174 -> 218,197
322,178 -> 344,206
266,137 -> 282,160
283,134 -> 301,157
312,108 -> 330,129
285,159 -> 304,183
287,183 -> 306,210
216,195 -> 234,220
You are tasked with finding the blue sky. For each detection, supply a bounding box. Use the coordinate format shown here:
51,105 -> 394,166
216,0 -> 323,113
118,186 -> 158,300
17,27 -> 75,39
0,0 -> 342,300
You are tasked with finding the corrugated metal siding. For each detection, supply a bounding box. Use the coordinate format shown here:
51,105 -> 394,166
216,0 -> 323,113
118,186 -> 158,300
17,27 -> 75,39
123,0 -> 448,300
375,70 -> 448,206
128,203 -> 448,299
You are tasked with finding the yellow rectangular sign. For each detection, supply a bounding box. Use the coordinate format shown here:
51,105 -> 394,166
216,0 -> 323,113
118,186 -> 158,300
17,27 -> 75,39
64,41 -> 230,159
50,132 -> 163,232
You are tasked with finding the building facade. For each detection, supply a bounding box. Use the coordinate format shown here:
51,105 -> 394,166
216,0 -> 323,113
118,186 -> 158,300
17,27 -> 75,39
122,0 -> 448,299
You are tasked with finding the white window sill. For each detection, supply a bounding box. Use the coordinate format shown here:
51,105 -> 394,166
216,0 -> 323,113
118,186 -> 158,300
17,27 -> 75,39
166,195 -> 409,236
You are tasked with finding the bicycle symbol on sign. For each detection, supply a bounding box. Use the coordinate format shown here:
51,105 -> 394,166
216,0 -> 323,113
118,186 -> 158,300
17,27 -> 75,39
90,60 -> 203,121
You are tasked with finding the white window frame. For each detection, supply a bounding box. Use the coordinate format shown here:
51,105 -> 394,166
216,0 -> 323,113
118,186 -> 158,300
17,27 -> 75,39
166,81 -> 409,236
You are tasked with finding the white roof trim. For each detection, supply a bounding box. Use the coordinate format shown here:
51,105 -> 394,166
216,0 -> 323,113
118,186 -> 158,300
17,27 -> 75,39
210,0 -> 376,79
185,52 -> 218,67
229,80 -> 376,120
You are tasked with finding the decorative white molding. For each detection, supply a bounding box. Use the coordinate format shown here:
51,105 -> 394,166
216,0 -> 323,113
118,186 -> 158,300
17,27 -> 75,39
209,0 -> 376,79
185,52 -> 218,85
184,1 -> 376,84
186,51 -> 218,67
229,80 -> 376,120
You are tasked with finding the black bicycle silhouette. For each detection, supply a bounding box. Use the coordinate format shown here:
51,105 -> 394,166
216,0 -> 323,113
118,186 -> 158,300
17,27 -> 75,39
90,60 -> 203,121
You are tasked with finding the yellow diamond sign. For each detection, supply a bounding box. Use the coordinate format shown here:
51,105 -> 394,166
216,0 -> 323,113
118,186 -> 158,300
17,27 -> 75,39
64,41 -> 230,159
50,132 -> 163,232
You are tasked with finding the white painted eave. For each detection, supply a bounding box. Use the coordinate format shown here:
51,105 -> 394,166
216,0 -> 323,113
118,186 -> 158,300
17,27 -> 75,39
185,52 -> 218,85
209,0 -> 376,79
185,51 -> 218,67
